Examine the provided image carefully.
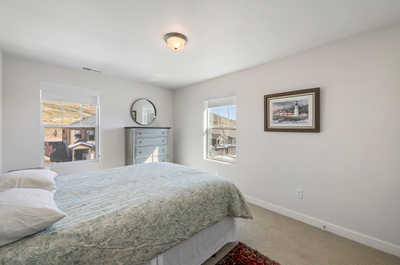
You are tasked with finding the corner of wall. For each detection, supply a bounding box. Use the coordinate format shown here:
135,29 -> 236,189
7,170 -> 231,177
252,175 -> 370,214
0,49 -> 3,173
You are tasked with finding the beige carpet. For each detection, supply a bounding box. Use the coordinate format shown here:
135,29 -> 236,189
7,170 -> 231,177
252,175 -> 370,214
203,204 -> 400,265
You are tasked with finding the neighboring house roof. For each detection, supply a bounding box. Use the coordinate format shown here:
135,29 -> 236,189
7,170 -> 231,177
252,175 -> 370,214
68,141 -> 94,149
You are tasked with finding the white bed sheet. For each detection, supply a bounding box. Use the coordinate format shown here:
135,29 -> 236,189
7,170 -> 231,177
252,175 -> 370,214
144,217 -> 236,265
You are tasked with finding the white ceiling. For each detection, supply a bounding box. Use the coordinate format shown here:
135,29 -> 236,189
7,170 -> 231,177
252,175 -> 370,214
1,0 -> 400,89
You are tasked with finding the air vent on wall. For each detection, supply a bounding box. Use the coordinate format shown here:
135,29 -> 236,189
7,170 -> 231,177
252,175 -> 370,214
82,67 -> 101,73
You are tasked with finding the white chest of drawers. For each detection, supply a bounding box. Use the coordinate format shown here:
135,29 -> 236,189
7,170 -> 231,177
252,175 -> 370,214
125,127 -> 170,165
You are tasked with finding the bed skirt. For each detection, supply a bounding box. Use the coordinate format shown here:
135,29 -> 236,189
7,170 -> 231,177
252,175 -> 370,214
146,217 -> 236,265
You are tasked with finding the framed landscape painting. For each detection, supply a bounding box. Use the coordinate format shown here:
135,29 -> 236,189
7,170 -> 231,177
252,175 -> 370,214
264,88 -> 320,132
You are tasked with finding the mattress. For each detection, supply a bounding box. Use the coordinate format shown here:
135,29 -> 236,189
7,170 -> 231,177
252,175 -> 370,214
0,162 -> 251,265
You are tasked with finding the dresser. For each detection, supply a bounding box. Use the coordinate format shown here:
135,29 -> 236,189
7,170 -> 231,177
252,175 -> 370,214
125,127 -> 170,165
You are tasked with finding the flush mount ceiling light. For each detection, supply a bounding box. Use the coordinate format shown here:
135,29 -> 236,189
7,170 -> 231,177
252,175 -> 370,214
163,32 -> 188,51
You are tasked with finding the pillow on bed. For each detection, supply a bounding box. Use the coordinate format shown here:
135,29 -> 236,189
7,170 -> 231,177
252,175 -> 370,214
0,169 -> 57,192
0,188 -> 66,246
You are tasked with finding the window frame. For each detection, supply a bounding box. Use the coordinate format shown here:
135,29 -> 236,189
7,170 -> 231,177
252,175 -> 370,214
40,89 -> 101,166
204,96 -> 237,164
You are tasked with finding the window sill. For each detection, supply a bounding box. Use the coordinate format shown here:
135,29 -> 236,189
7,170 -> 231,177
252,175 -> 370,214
46,159 -> 100,168
204,158 -> 235,165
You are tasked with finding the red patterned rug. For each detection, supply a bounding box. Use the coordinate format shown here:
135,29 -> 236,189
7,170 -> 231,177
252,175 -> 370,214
216,242 -> 280,265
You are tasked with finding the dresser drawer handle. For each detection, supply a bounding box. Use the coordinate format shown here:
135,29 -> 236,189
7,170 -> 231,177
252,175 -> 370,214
138,132 -> 142,135
138,151 -> 142,154
138,140 -> 143,144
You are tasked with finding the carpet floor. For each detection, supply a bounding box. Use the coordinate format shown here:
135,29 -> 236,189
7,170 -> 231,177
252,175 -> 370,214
203,204 -> 400,265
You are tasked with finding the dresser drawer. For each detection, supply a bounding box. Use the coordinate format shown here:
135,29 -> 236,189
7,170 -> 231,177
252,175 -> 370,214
136,145 -> 167,158
136,137 -> 167,147
153,155 -> 168,162
136,129 -> 168,138
135,156 -> 153,164
135,155 -> 167,164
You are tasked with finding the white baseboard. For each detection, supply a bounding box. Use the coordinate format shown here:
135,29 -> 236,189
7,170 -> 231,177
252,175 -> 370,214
244,194 -> 400,257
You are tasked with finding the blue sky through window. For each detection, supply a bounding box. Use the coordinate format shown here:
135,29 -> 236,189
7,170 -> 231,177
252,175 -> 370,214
209,105 -> 236,120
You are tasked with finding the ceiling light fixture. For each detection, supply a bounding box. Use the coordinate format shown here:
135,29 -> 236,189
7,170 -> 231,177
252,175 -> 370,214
163,32 -> 188,51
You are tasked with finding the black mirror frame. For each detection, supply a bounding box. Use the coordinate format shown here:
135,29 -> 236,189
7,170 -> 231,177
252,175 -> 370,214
130,98 -> 157,126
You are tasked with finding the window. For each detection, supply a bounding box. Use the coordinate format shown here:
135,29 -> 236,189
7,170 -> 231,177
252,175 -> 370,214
41,90 -> 99,164
205,97 -> 237,163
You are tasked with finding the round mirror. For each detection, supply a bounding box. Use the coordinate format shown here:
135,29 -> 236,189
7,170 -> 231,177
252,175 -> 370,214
130,98 -> 157,125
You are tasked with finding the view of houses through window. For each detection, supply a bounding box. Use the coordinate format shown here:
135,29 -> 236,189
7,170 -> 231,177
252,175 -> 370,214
206,98 -> 236,163
42,99 -> 98,163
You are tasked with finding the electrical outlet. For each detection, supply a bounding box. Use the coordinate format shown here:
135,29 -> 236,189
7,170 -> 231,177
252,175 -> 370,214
296,189 -> 304,200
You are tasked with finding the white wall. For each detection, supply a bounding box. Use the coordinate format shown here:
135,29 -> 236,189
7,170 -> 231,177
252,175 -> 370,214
0,50 -> 3,173
173,25 -> 400,255
3,55 -> 173,174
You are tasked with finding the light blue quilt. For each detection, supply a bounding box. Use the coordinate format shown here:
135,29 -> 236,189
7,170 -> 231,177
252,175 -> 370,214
0,162 -> 251,265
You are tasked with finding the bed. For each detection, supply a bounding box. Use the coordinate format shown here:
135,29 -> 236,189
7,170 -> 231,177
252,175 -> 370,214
0,162 -> 251,265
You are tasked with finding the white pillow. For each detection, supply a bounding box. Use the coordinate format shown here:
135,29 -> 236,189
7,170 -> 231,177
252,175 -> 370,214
0,169 -> 58,192
0,188 -> 66,246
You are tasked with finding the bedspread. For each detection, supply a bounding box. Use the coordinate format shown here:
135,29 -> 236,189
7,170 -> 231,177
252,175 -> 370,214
0,162 -> 251,265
